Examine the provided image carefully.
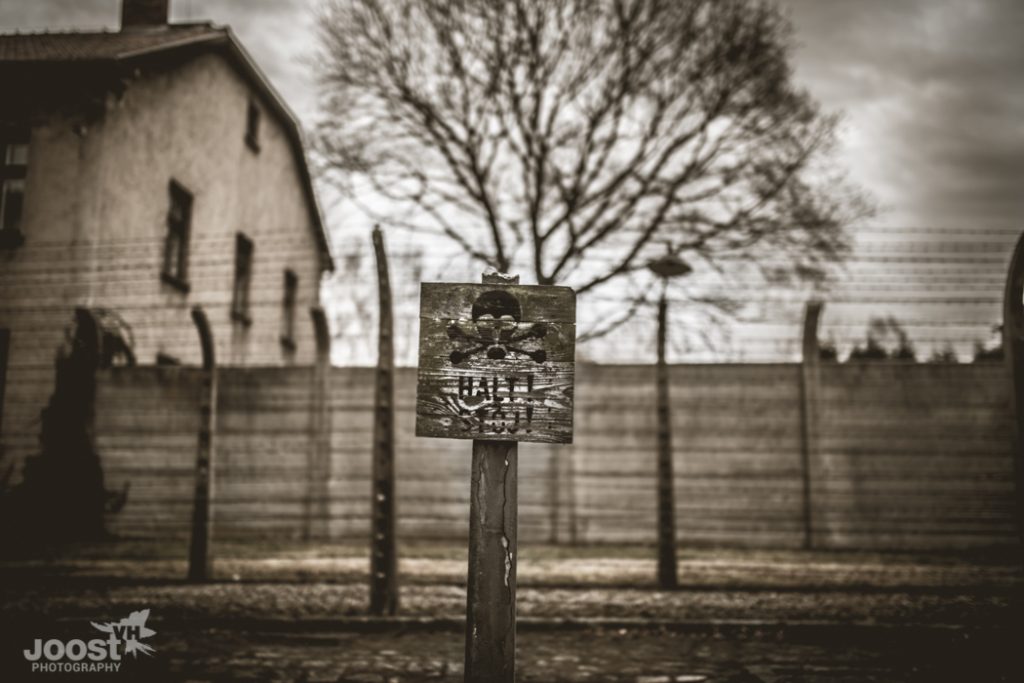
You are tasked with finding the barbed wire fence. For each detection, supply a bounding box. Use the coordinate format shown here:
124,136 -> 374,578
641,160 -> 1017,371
321,225 -> 1015,367
0,225 -> 1018,574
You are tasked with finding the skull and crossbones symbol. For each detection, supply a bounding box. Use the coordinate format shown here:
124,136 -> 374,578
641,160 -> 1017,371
447,289 -> 548,365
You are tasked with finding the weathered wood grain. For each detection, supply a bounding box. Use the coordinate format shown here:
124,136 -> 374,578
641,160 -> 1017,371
416,282 -> 576,444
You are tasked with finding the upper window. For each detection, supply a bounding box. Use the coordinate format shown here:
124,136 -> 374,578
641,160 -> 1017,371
232,233 -> 254,325
161,180 -> 192,292
281,269 -> 298,352
0,128 -> 29,248
245,100 -> 261,153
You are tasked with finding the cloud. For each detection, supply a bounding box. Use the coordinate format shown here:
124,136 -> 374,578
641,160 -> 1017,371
171,1 -> 320,120
0,0 -> 116,30
0,1 -> 320,122
780,0 -> 1024,230
5,1 -> 1019,230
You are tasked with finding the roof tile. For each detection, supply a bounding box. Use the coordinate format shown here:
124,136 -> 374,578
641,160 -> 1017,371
0,24 -> 225,62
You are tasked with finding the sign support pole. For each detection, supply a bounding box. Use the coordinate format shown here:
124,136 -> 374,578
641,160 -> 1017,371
465,439 -> 518,683
415,269 -> 574,682
465,271 -> 520,683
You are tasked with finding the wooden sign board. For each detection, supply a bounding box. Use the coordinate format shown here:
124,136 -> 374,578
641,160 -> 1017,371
416,282 -> 576,444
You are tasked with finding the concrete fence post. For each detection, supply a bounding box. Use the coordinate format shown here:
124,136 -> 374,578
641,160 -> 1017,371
655,294 -> 678,589
1002,232 -> 1024,559
548,449 -> 559,544
306,306 -> 332,541
369,226 -> 398,615
187,306 -> 216,582
799,300 -> 823,550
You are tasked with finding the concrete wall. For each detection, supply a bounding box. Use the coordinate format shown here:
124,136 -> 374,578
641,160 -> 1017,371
93,361 -> 1017,552
0,51 -> 326,485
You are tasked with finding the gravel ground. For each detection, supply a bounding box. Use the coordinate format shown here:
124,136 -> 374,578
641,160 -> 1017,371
1,582 -> 1017,627
1,546 -> 1020,682
1,544 -> 1020,626
3,544 -> 1021,590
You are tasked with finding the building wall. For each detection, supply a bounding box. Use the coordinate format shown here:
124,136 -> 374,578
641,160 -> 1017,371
0,51 -> 327,484
93,362 -> 1016,552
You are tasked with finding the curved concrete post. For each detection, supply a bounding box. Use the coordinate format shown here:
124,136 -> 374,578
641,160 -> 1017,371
305,306 -> 332,541
370,226 -> 398,615
799,300 -> 824,550
1003,233 -> 1024,557
187,306 -> 216,582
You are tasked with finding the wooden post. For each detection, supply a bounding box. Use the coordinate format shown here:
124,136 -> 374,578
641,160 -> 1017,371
465,271 -> 520,683
655,293 -> 678,589
414,271 -> 575,683
369,226 -> 398,615
799,300 -> 823,550
187,306 -> 216,582
305,306 -> 332,541
1003,233 -> 1024,558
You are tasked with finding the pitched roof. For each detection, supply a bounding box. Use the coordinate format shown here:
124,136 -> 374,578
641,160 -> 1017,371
0,24 -> 333,271
0,24 -> 224,62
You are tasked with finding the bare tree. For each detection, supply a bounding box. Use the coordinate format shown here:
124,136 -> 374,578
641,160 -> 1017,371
314,0 -> 867,295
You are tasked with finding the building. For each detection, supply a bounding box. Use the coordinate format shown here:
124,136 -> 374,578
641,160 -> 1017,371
0,0 -> 333,486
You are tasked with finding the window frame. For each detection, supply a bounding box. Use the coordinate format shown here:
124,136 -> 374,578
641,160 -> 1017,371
231,232 -> 255,326
280,269 -> 298,352
0,127 -> 30,248
244,99 -> 261,154
161,179 -> 193,293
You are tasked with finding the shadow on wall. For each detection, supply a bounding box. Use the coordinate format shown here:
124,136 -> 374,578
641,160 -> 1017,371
0,308 -> 132,555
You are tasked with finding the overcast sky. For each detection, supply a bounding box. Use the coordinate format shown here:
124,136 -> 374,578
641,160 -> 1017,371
2,0 -> 1020,232
2,0 -> 1020,360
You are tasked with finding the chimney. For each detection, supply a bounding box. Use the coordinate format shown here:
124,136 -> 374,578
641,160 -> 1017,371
121,0 -> 170,29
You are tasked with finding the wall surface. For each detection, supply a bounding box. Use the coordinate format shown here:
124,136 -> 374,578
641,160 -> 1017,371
0,51 -> 326,485
94,361 -> 1017,552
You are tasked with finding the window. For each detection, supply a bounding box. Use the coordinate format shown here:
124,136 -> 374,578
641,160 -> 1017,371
245,100 -> 260,153
0,128 -> 29,248
280,269 -> 298,352
161,180 -> 192,292
231,233 -> 254,325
